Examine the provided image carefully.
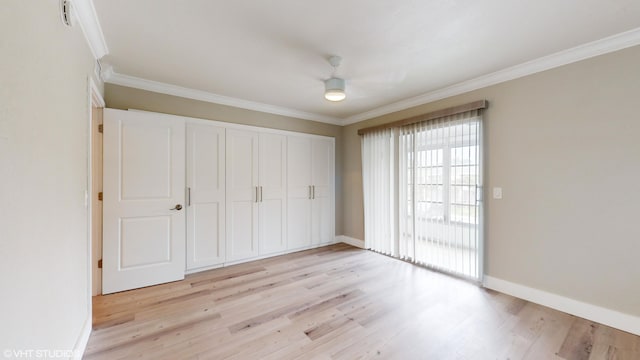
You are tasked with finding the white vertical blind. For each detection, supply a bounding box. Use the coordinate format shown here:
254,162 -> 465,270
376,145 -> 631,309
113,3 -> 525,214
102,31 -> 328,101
399,110 -> 483,280
362,109 -> 483,281
361,128 -> 395,256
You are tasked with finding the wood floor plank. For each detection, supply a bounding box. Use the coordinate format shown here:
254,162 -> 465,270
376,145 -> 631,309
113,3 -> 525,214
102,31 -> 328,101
558,319 -> 599,360
85,244 -> 640,360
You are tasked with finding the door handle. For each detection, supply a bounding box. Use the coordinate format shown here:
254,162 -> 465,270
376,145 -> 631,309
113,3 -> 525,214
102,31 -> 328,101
260,186 -> 263,202
170,204 -> 183,211
255,186 -> 259,203
308,185 -> 312,199
312,185 -> 315,199
187,187 -> 191,206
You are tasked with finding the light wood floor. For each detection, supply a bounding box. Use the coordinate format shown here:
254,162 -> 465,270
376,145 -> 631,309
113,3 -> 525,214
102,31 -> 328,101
85,244 -> 640,359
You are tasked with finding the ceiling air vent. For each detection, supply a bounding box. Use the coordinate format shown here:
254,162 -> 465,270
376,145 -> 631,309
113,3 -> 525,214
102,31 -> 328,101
60,0 -> 74,27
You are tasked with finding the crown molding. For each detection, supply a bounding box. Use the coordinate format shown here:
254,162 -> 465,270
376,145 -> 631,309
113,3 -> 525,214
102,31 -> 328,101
342,27 -> 640,125
73,0 -> 109,59
103,70 -> 344,125
99,26 -> 640,126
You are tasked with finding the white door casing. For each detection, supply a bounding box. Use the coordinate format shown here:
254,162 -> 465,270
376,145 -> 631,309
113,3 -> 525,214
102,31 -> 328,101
186,124 -> 226,270
91,105 -> 103,295
102,109 -> 186,294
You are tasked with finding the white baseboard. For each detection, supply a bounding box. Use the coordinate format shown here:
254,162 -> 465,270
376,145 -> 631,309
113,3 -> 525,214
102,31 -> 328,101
336,235 -> 365,249
72,314 -> 92,360
186,240 -> 341,275
185,263 -> 225,275
483,275 -> 640,336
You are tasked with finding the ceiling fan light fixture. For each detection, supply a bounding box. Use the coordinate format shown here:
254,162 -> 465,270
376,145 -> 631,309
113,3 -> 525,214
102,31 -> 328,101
324,77 -> 346,101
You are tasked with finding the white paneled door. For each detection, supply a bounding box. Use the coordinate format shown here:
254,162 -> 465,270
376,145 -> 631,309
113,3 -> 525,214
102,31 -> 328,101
287,136 -> 335,249
259,133 -> 287,255
312,138 -> 335,245
102,109 -> 186,294
186,124 -> 226,270
287,136 -> 312,250
226,129 -> 259,262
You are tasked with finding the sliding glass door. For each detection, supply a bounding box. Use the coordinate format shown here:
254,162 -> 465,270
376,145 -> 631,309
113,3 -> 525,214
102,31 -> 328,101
400,112 -> 482,280
362,107 -> 483,281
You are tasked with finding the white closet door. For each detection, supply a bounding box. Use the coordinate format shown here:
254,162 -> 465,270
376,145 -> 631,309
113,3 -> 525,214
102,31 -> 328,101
259,133 -> 287,255
226,129 -> 259,261
102,109 -> 185,294
312,138 -> 335,245
186,124 -> 225,270
287,136 -> 312,250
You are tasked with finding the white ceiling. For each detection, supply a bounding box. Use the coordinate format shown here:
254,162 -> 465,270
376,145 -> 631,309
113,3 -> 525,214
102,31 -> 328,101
92,0 -> 640,124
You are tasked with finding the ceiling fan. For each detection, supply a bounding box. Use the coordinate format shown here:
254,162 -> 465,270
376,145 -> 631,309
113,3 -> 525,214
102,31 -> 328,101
324,56 -> 346,102
322,55 -> 408,103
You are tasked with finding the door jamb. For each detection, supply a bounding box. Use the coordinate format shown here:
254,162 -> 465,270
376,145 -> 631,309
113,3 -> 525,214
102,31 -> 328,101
88,78 -> 105,304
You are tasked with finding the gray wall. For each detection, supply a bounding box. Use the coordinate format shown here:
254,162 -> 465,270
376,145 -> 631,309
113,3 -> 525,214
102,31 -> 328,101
342,45 -> 640,317
105,84 -> 344,235
0,1 -> 99,351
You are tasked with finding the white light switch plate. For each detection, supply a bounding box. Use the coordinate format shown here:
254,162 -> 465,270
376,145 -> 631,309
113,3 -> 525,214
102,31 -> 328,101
493,187 -> 503,199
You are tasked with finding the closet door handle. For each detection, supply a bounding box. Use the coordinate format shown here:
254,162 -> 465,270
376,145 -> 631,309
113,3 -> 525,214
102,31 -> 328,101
255,186 -> 259,203
308,185 -> 312,199
187,187 -> 191,206
260,186 -> 263,202
312,185 -> 315,199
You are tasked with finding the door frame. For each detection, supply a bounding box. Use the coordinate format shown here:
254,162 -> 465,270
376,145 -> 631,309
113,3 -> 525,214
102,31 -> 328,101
87,78 -> 105,303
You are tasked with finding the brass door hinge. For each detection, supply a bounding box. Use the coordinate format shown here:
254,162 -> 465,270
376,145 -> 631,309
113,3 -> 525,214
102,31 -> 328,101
98,192 -> 103,201
98,259 -> 103,269
98,124 -> 103,133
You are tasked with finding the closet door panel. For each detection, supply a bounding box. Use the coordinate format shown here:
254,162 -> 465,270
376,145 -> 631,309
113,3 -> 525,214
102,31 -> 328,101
226,129 -> 259,261
259,133 -> 287,255
190,203 -> 222,263
287,136 -> 312,250
312,138 -> 335,245
186,124 -> 225,270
